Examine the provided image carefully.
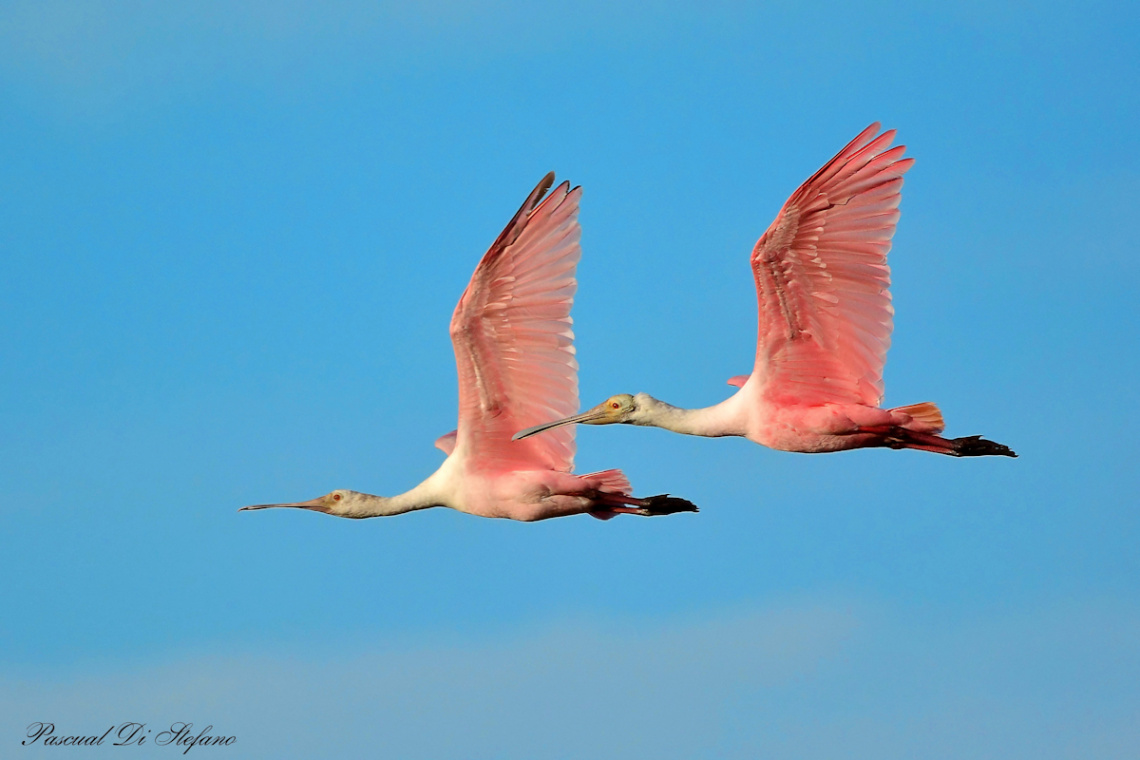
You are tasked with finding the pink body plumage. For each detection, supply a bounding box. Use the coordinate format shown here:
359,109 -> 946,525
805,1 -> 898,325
515,125 -> 1015,459
242,174 -> 698,522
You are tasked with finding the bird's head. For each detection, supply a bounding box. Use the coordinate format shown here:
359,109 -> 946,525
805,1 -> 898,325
513,393 -> 645,440
240,489 -> 373,519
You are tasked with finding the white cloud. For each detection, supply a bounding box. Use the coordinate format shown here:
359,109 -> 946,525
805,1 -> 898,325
4,599 -> 1139,759
5,601 -> 856,758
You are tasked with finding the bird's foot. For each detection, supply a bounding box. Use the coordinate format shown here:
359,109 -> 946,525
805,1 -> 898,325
951,435 -> 1018,457
637,494 -> 699,516
596,493 -> 699,517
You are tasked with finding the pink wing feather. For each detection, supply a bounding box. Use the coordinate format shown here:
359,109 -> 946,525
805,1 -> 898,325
749,124 -> 914,408
434,430 -> 458,455
450,174 -> 582,473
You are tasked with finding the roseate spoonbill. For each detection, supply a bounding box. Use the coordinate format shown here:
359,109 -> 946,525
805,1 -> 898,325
242,174 -> 697,521
515,126 -> 1016,458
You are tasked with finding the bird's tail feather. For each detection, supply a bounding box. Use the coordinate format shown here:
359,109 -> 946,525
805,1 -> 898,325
581,468 -> 632,495
888,401 -> 945,433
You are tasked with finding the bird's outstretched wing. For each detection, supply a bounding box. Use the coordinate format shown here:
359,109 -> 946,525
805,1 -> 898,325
450,174 -> 582,473
749,124 -> 913,408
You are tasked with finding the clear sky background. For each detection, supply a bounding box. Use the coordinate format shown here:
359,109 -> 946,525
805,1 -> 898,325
2,1 -> 1138,757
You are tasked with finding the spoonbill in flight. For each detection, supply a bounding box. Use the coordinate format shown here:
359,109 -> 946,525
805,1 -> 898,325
243,174 -> 697,521
516,126 -> 1016,459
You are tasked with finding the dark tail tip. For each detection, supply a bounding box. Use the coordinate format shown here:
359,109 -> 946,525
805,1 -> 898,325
645,494 -> 700,515
952,435 -> 1018,458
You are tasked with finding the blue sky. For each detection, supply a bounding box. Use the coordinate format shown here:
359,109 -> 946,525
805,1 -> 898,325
2,0 -> 1138,757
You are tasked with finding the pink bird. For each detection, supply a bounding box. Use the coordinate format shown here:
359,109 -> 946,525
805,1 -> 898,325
516,125 -> 1016,458
242,174 -> 697,521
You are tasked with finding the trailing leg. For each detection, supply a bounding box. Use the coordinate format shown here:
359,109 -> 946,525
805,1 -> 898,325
595,491 -> 699,516
874,427 -> 1017,457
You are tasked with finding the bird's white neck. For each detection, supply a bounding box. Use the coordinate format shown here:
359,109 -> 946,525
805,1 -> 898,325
633,393 -> 748,438
344,478 -> 446,518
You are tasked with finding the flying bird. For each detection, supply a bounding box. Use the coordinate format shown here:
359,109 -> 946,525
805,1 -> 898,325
243,174 -> 697,521
515,126 -> 1015,458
